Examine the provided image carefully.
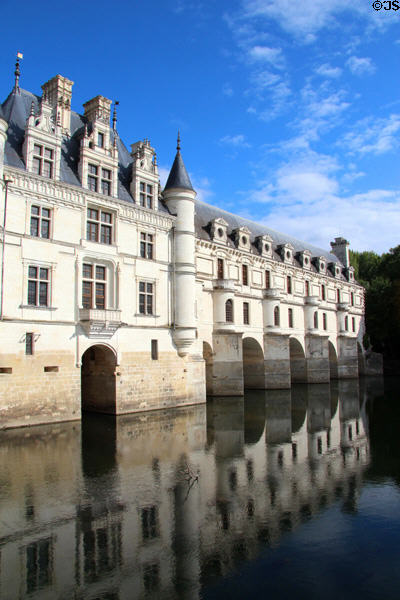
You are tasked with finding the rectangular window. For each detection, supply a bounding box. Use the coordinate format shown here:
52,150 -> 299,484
140,232 -> 154,259
288,308 -> 293,328
87,164 -> 112,196
82,263 -> 106,309
26,333 -> 34,355
321,285 -> 326,301
337,289 -> 341,303
26,538 -> 53,594
141,506 -> 159,540
243,302 -> 249,325
265,270 -> 270,289
287,276 -> 292,294
86,208 -> 113,244
32,144 -> 54,179
305,281 -> 310,296
242,264 -> 248,286
217,258 -> 224,279
345,315 -> 348,331
140,182 -> 153,208
351,292 -> 354,306
30,205 -> 51,239
352,317 -> 355,332
28,266 -> 49,307
323,312 -> 327,331
151,339 -> 158,360
98,132 -> 104,148
139,282 -> 154,315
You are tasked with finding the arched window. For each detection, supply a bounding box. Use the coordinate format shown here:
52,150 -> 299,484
225,299 -> 233,323
314,311 -> 318,329
274,305 -> 280,326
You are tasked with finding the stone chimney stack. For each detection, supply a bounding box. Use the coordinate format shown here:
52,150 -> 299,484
83,96 -> 112,125
41,75 -> 74,135
330,237 -> 350,268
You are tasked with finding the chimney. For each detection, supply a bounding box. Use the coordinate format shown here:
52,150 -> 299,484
330,237 -> 350,268
41,75 -> 74,135
83,96 -> 112,125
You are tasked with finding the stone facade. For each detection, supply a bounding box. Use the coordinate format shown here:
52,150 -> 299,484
0,69 -> 374,429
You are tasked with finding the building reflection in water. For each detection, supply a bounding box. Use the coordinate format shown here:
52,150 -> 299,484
0,378 -> 383,599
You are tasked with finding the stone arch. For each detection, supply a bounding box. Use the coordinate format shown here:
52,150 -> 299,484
242,337 -> 265,389
81,344 -> 117,413
357,342 -> 365,375
289,337 -> 307,383
203,341 -> 214,395
328,340 -> 338,380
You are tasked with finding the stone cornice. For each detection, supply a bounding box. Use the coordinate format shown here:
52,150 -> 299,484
4,167 -> 175,230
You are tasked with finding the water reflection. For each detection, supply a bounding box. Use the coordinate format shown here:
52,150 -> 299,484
0,379 -> 384,599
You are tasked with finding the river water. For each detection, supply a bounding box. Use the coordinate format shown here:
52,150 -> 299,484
0,377 -> 399,599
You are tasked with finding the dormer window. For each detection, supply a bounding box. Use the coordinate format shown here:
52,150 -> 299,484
278,243 -> 293,264
297,250 -> 312,270
330,263 -> 341,278
140,182 -> 153,208
87,164 -> 112,196
233,226 -> 251,251
255,234 -> 273,258
210,218 -> 228,244
32,144 -> 54,178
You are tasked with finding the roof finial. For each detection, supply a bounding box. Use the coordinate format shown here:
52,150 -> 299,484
177,130 -> 181,152
30,101 -> 35,117
14,51 -> 23,93
112,100 -> 119,131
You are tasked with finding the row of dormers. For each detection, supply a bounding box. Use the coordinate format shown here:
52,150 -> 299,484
20,75 -> 159,208
208,217 -> 355,282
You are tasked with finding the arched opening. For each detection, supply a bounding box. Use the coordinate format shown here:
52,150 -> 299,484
203,341 -> 214,395
81,345 -> 117,413
274,305 -> 280,326
289,338 -> 307,383
328,341 -> 338,380
357,342 -> 365,375
242,337 -> 265,389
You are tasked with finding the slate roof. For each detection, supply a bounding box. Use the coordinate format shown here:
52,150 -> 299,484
1,86 -> 343,271
194,199 -> 342,270
164,150 -> 194,191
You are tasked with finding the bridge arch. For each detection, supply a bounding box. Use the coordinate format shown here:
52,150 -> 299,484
203,341 -> 214,395
289,337 -> 307,383
243,336 -> 265,389
328,340 -> 339,379
81,344 -> 117,413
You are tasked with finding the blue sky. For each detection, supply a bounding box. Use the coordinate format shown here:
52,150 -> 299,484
1,0 -> 399,253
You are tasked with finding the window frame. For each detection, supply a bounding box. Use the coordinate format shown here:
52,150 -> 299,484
243,301 -> 249,325
82,262 -> 107,309
32,143 -> 54,179
86,207 -> 114,245
139,281 -> 154,315
140,181 -> 154,209
242,264 -> 248,286
30,204 -> 51,239
288,307 -> 293,328
225,299 -> 233,323
87,162 -> 112,196
140,232 -> 154,260
27,266 -> 50,307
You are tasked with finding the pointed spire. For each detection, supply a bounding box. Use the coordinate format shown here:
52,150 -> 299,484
112,100 -> 119,131
14,52 -> 23,94
164,134 -> 194,191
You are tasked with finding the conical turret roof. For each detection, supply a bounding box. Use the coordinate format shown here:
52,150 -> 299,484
164,134 -> 194,191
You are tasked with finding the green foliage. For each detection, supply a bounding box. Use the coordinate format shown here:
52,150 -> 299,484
352,245 -> 400,358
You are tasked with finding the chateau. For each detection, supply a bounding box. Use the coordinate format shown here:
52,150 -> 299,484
0,64 -> 372,429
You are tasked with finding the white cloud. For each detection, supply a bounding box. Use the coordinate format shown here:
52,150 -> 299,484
220,134 -> 251,147
315,63 -> 342,78
342,114 -> 400,155
346,56 -> 375,76
241,0 -> 377,40
222,83 -> 234,97
248,45 -> 284,66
